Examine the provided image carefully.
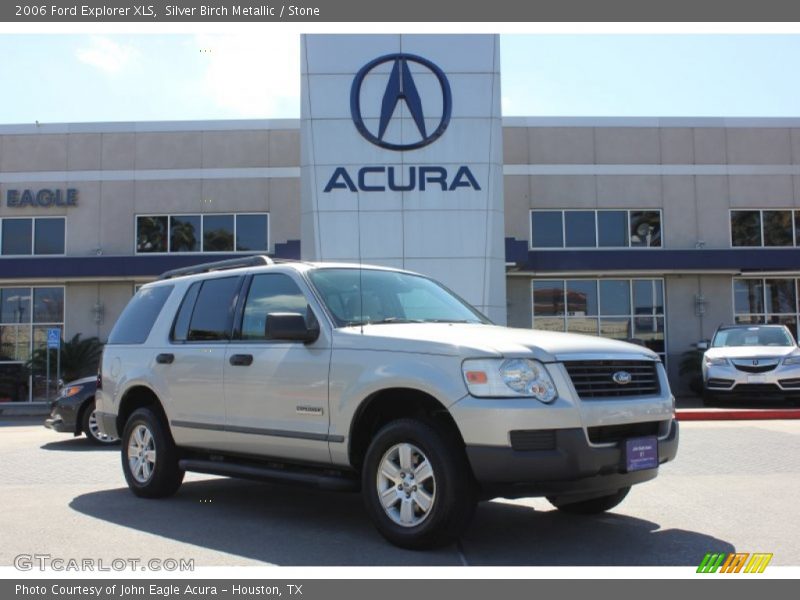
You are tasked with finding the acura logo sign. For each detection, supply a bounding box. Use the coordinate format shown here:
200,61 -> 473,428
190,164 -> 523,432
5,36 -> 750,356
350,53 -> 452,151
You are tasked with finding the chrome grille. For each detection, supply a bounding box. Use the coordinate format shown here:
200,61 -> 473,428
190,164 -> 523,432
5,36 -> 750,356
731,358 -> 779,374
564,360 -> 660,399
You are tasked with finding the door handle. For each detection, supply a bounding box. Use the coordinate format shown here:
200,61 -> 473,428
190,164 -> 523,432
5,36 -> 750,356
156,353 -> 174,364
229,353 -> 254,366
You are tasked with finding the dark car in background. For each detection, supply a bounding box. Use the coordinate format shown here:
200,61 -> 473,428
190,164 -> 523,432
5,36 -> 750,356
44,376 -> 118,445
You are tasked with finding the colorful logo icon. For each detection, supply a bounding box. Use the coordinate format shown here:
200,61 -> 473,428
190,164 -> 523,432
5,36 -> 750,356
697,552 -> 773,573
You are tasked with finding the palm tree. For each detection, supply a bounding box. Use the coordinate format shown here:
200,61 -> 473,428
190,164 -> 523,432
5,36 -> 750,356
27,333 -> 103,383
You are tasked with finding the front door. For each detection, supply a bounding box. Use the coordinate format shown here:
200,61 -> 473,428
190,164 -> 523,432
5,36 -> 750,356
223,272 -> 332,464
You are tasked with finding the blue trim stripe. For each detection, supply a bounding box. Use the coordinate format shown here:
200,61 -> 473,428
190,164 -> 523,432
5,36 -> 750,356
505,237 -> 800,273
0,240 -> 301,280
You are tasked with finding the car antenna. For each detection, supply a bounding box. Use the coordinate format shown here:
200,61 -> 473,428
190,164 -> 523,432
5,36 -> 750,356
357,174 -> 364,335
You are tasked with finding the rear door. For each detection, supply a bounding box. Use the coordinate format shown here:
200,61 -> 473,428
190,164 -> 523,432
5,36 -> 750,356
163,275 -> 243,451
223,272 -> 332,464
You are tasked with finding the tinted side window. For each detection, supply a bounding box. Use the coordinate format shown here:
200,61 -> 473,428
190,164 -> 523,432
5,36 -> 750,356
187,277 -> 242,341
108,285 -> 174,345
241,274 -> 308,340
171,282 -> 201,342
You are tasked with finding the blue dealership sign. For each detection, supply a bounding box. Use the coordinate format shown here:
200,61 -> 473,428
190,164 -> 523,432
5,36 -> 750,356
350,53 -> 452,151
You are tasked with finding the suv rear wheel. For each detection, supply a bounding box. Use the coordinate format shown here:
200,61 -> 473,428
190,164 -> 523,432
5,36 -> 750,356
548,486 -> 630,515
362,418 -> 476,549
121,408 -> 184,498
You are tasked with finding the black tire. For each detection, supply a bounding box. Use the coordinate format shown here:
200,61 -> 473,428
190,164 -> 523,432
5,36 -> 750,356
548,486 -> 631,515
361,418 -> 476,550
121,407 -> 184,498
81,401 -> 119,445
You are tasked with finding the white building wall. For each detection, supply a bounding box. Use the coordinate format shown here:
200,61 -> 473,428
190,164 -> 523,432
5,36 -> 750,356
300,34 -> 507,323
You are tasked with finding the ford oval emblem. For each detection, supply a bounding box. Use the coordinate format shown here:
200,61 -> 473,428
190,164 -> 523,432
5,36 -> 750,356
612,371 -> 632,385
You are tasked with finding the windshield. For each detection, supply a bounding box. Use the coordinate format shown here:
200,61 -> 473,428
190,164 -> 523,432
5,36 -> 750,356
712,326 -> 795,348
307,268 -> 489,327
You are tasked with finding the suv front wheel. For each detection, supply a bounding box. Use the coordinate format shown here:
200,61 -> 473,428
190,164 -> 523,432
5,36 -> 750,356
362,418 -> 476,549
121,408 -> 184,498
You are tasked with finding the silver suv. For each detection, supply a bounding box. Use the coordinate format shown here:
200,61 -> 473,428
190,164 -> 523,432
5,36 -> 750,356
96,256 -> 678,549
701,324 -> 800,404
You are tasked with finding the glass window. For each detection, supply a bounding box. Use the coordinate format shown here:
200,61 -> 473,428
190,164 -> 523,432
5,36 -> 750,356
763,210 -> 793,246
137,216 -> 168,253
795,211 -> 800,246
734,314 -> 765,326
634,317 -> 665,353
533,280 -> 565,316
731,211 -> 762,246
734,278 -> 800,339
599,280 -> 631,315
567,317 -> 597,335
308,269 -> 486,326
629,211 -> 661,247
564,211 -> 596,247
203,214 -> 235,252
33,218 -> 65,255
600,317 -> 631,340
597,211 -> 628,247
187,277 -> 241,341
170,215 -> 201,252
0,325 -> 32,361
2,219 -> 32,255
765,279 -> 796,314
734,279 -> 764,314
566,280 -> 597,316
241,274 -> 308,339
0,288 -> 31,324
633,280 -> 664,315
531,212 -> 563,248
33,288 -> 64,323
171,282 -> 201,342
236,214 -> 269,252
108,285 -> 174,345
532,278 -> 666,361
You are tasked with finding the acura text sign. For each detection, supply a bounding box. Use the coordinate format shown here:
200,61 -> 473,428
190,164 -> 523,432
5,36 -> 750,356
300,34 -> 506,323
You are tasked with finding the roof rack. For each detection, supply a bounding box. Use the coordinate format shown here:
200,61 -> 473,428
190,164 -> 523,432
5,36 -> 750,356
158,255 -> 274,280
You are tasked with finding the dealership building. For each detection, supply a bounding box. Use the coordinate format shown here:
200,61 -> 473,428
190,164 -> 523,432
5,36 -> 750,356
3,33 -> 800,401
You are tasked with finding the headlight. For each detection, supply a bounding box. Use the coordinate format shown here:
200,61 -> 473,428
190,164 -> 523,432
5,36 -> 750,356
462,358 -> 557,403
783,356 -> 800,365
60,385 -> 84,398
705,357 -> 729,366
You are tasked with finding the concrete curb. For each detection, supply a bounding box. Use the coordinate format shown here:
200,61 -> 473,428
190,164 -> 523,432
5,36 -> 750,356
677,408 -> 800,421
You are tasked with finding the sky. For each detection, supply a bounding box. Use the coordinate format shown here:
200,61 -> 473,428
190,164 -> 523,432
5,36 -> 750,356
0,34 -> 799,124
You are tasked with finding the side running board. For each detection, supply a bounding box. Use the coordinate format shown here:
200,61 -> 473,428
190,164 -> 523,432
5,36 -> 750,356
178,458 -> 359,492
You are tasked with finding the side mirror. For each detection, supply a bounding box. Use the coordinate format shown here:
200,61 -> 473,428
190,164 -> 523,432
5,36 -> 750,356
265,312 -> 320,344
696,341 -> 709,351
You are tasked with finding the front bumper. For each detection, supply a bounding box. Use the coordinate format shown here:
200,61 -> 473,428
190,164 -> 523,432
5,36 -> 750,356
705,363 -> 800,399
466,418 -> 678,500
44,415 -> 74,433
44,401 -> 80,434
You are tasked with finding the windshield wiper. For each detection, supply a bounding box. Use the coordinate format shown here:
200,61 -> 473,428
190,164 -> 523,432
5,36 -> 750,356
423,319 -> 472,323
343,317 -> 424,326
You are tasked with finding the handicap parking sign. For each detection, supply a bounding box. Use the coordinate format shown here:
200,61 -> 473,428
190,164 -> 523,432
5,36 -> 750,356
47,328 -> 61,349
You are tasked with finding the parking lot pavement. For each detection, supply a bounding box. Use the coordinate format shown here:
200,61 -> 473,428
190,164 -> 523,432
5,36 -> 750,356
1,418 -> 798,567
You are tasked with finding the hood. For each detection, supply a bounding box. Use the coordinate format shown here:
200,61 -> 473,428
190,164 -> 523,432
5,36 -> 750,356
333,323 -> 659,362
62,375 -> 98,388
705,345 -> 798,360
